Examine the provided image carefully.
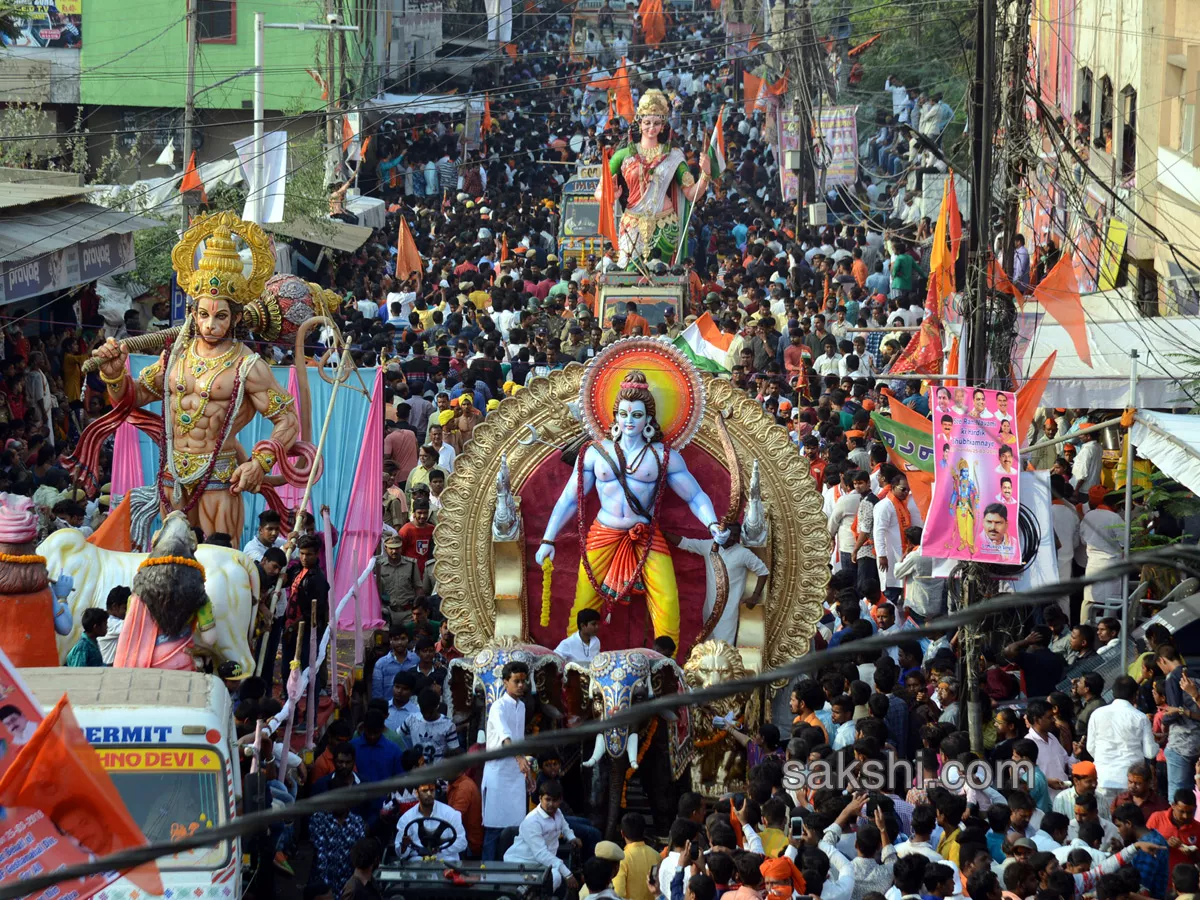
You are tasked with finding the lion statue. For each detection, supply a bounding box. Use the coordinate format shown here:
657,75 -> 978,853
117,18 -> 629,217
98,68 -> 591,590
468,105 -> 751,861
683,640 -> 757,798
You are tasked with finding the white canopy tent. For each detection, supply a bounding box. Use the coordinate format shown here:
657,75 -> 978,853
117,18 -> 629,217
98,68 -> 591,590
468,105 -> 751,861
1131,410 -> 1200,497
364,93 -> 470,116
1020,315 -> 1200,409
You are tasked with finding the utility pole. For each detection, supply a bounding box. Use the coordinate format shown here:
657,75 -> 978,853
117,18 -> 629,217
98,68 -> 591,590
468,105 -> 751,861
326,0 -> 337,179
181,0 -> 199,230
961,0 -> 998,758
250,12 -> 265,224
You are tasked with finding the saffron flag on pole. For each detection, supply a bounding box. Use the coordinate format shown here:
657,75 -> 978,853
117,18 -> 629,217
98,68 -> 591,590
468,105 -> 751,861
708,106 -> 727,177
396,215 -> 423,287
673,312 -> 732,373
1032,252 -> 1092,367
598,146 -> 619,250
180,150 -> 207,203
482,94 -> 493,135
743,71 -> 764,118
614,57 -> 635,122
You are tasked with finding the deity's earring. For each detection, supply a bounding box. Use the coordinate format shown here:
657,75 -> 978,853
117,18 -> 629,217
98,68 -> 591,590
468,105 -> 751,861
611,422 -> 621,440
643,423 -> 655,441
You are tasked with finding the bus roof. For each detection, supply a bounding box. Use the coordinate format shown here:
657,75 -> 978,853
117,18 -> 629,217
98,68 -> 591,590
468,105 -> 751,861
19,668 -> 227,715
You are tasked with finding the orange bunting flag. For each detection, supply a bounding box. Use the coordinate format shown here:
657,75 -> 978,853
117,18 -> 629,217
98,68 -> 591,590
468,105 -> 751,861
614,57 -> 635,122
1016,350 -> 1058,446
0,695 -> 163,895
598,146 -> 619,250
925,178 -> 957,320
743,71 -> 764,118
988,257 -> 1025,301
768,74 -> 789,96
396,215 -> 424,287
180,150 -> 207,204
1033,252 -> 1092,367
482,95 -> 493,135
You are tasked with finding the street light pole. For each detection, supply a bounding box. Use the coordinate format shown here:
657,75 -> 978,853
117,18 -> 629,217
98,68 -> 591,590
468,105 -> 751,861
181,0 -> 198,230
251,12 -> 265,224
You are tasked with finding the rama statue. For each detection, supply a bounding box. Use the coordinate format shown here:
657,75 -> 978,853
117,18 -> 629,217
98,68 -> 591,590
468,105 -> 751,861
535,365 -> 728,650
83,212 -> 304,539
600,88 -> 712,268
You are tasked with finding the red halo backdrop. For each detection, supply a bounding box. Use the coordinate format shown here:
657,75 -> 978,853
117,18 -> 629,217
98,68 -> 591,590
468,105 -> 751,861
520,441 -> 733,658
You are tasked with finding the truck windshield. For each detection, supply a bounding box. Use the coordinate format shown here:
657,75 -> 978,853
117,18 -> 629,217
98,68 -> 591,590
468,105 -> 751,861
97,745 -> 231,870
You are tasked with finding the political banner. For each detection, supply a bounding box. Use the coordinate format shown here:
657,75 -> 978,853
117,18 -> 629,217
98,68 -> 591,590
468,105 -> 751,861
924,385 -> 1022,564
870,412 -> 934,473
817,106 -> 858,187
778,108 -> 802,202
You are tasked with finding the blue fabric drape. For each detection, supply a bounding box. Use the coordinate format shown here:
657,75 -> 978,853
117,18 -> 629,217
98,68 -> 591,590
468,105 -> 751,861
127,353 -> 377,562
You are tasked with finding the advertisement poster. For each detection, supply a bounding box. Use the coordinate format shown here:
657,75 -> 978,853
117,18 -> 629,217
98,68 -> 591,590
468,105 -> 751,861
817,106 -> 858,187
778,108 -> 802,202
0,0 -> 81,48
923,386 -> 1022,564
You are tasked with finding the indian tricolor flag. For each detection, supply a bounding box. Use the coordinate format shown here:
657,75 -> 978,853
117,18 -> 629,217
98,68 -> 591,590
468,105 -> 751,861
707,107 -> 727,177
674,312 -> 732,373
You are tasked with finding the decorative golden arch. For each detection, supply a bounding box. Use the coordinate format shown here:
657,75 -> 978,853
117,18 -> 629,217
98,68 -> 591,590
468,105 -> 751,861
431,364 -> 829,672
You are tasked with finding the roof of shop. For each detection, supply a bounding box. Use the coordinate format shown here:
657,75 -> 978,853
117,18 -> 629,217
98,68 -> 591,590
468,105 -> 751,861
0,182 -> 97,210
0,200 -> 168,263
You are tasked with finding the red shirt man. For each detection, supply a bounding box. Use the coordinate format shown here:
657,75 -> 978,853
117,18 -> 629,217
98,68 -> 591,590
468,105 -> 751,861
1147,793 -> 1200,881
399,500 -> 435,577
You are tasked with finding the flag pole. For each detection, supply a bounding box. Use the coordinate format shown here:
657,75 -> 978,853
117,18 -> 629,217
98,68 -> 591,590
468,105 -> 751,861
672,129 -> 706,267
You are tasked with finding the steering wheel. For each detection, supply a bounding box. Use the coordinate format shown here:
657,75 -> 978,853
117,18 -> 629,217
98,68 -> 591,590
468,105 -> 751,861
400,816 -> 461,857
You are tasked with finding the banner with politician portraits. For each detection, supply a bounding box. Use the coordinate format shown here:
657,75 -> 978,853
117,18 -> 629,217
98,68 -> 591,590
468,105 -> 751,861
923,385 -> 1022,564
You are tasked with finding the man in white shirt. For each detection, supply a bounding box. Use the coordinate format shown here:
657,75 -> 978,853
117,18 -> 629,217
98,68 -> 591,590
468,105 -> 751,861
1079,485 -> 1124,622
1050,474 -> 1080,592
97,586 -> 130,666
242,509 -> 286,562
429,423 -> 457,472
1024,699 -> 1074,798
1074,431 -> 1103,492
395,782 -> 468,861
667,525 -> 769,646
828,471 -> 866,571
554,609 -> 601,664
1086,675 -> 1158,812
482,661 -> 531,860
504,779 -> 580,891
874,475 -> 924,605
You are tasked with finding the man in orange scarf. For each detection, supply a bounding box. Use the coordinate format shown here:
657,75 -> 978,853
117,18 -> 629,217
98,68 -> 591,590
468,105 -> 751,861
873,475 -> 923,605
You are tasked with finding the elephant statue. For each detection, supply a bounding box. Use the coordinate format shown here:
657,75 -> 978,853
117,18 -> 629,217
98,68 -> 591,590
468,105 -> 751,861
445,640 -> 567,743
683,640 -> 759,799
566,649 -> 693,841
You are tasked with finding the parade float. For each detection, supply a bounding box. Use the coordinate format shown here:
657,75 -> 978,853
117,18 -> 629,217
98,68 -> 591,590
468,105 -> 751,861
433,336 -> 829,822
43,212 -> 383,683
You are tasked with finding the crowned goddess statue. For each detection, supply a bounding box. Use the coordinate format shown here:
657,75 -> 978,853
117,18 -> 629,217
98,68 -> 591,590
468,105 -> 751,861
600,88 -> 713,268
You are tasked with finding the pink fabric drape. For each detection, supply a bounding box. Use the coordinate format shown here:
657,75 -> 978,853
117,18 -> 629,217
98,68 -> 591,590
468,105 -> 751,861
111,360 -> 145,497
334,368 -> 383,628
272,366 -> 308,513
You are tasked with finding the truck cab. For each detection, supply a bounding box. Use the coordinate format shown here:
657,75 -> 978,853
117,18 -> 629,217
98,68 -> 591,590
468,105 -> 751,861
20,668 -> 242,897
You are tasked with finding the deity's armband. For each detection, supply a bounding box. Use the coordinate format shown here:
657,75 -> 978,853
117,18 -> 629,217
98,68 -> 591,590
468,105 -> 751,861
138,359 -> 164,399
263,385 -> 296,421
195,600 -> 217,633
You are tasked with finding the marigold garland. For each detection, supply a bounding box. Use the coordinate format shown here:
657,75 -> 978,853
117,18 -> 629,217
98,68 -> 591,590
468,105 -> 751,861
694,729 -> 729,750
539,556 -> 554,627
0,553 -> 45,565
620,718 -> 658,807
138,555 -> 206,577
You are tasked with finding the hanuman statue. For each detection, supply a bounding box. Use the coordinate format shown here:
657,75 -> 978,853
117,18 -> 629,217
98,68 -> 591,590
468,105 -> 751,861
87,212 -> 301,539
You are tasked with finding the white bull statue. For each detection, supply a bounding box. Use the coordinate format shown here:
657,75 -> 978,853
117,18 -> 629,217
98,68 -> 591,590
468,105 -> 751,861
39,528 -> 258,672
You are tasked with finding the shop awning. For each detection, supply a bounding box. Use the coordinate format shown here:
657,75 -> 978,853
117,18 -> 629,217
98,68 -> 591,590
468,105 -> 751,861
263,217 -> 373,253
0,201 -> 168,304
365,93 -> 470,115
1131,411 -> 1200,498
0,201 -> 167,263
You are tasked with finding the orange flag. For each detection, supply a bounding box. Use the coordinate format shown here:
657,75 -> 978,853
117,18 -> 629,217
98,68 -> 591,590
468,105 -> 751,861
946,335 -> 960,381
925,178 -> 957,319
500,232 -> 509,263
988,257 -> 1024,301
768,74 -> 788,96
880,388 -> 933,435
614,57 -> 635,122
598,146 -> 619,249
482,95 -> 493,135
503,42 -> 517,59
0,695 -> 163,895
643,0 -> 666,45
1016,350 -> 1058,447
180,150 -> 207,204
1032,252 -> 1092,367
396,215 -> 423,287
87,492 -> 132,552
743,71 -> 764,118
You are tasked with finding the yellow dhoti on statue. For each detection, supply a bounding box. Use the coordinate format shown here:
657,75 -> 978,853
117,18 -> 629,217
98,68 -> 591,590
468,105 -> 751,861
567,521 -> 680,647
955,502 -> 975,552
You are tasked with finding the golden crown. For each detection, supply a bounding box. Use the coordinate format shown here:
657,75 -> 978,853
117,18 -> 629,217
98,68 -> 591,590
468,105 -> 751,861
637,89 -> 670,118
171,211 -> 275,309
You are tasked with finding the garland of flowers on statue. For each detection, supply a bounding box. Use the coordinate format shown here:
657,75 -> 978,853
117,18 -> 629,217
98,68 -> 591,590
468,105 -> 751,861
695,729 -> 730,750
0,553 -> 45,565
539,556 -> 554,627
575,439 -> 671,624
621,718 -> 658,808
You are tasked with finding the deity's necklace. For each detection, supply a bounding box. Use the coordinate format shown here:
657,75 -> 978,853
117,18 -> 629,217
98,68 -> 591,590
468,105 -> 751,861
625,441 -> 651,473
174,340 -> 239,435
